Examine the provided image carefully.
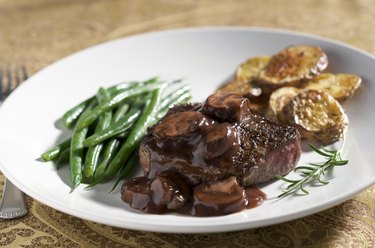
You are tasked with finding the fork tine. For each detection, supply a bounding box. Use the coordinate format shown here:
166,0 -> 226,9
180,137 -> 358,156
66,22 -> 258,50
6,66 -> 13,97
0,67 -> 3,100
22,65 -> 29,80
15,66 -> 21,86
5,65 -> 29,98
0,65 -> 28,100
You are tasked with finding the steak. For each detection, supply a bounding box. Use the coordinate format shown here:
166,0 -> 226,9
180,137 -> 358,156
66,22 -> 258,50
139,93 -> 301,186
122,92 -> 301,216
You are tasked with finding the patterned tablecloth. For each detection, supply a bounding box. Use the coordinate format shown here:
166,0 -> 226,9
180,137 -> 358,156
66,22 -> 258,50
0,0 -> 374,247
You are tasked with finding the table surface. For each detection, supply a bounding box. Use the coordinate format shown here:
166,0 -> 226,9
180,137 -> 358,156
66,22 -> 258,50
0,0 -> 374,247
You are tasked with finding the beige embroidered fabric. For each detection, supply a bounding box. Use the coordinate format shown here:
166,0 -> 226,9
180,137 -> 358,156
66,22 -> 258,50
0,0 -> 374,247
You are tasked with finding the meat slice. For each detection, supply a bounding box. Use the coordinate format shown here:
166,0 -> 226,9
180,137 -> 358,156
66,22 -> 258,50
139,92 -> 301,187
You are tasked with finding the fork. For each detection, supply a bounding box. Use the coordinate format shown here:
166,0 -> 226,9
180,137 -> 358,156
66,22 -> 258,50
0,65 -> 29,219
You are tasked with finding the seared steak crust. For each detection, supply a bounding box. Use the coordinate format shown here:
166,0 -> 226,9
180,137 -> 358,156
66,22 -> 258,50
235,114 -> 301,185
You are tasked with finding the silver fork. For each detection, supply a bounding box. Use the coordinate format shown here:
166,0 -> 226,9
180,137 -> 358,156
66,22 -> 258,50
0,65 -> 29,219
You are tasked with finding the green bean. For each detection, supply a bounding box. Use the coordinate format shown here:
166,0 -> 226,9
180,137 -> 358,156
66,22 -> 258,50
56,148 -> 70,169
69,100 -> 97,192
92,139 -> 120,182
63,98 -> 95,128
142,76 -> 160,85
90,103 -> 131,182
116,130 -> 129,139
62,85 -> 125,129
113,104 -> 130,121
155,87 -> 192,122
61,78 -> 157,128
108,81 -> 138,94
111,151 -> 139,191
83,109 -> 140,147
157,91 -> 192,118
75,79 -> 182,131
149,92 -> 191,131
91,87 -> 163,185
83,98 -> 146,147
158,85 -> 190,111
82,88 -> 112,182
75,83 -> 161,131
113,76 -> 159,91
41,138 -> 71,161
82,145 -> 102,184
69,130 -> 88,191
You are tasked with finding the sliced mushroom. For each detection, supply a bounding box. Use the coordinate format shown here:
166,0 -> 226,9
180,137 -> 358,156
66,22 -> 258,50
204,123 -> 239,160
192,176 -> 247,216
121,177 -> 152,211
152,111 -> 215,139
201,92 -> 251,123
150,172 -> 190,210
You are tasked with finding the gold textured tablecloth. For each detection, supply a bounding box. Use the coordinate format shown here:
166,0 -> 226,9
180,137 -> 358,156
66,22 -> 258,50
1,0 -> 374,247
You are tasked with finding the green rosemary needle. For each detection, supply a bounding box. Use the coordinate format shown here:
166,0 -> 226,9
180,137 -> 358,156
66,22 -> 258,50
276,144 -> 348,198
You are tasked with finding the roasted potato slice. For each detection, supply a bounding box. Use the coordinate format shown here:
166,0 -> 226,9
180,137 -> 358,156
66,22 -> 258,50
283,90 -> 348,144
256,45 -> 328,93
268,87 -> 301,122
217,56 -> 270,99
236,56 -> 271,82
304,73 -> 361,101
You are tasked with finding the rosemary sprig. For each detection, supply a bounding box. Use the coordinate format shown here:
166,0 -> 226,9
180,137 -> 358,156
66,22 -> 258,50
276,144 -> 348,198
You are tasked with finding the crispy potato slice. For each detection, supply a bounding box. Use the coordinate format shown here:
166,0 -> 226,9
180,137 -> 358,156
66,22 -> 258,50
256,45 -> 328,93
268,87 -> 301,122
283,90 -> 348,144
217,56 -> 270,99
236,56 -> 271,82
304,73 -> 361,101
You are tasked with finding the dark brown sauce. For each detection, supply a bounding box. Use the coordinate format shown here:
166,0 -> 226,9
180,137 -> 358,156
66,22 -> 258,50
121,93 -> 268,217
245,188 -> 267,209
121,176 -> 266,216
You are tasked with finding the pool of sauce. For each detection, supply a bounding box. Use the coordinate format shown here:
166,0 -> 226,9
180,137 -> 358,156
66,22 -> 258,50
121,176 -> 266,216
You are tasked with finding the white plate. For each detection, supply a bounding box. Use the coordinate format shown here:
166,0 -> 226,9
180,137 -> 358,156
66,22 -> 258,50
0,27 -> 374,233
